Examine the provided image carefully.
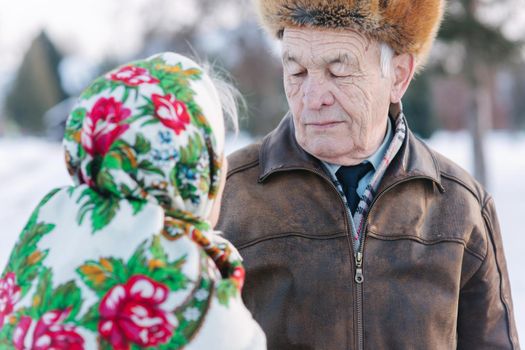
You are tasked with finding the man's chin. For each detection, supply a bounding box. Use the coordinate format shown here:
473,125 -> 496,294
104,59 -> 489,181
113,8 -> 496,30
301,141 -> 353,163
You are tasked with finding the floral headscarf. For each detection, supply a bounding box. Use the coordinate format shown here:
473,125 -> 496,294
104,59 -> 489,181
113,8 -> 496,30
0,53 -> 266,350
64,52 -> 225,227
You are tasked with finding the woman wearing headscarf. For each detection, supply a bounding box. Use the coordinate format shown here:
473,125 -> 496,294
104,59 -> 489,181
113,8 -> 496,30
0,52 -> 266,350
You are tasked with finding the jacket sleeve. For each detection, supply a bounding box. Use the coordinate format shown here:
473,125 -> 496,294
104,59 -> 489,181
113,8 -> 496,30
457,197 -> 520,349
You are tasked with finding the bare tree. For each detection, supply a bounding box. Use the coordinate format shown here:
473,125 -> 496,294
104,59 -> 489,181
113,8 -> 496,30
438,0 -> 523,186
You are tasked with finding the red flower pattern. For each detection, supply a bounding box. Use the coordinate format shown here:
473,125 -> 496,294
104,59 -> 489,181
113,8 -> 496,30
0,272 -> 21,329
108,66 -> 159,86
81,97 -> 132,157
13,309 -> 84,350
152,94 -> 191,135
231,266 -> 245,290
98,275 -> 176,350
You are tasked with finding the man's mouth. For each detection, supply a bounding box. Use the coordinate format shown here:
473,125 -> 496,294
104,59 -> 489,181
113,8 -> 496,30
305,121 -> 344,128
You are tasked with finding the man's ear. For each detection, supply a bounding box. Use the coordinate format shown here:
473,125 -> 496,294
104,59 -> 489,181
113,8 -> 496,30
390,53 -> 416,103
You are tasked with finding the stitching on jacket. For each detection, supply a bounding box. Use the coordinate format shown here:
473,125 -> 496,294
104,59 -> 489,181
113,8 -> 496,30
236,231 -> 348,250
227,159 -> 260,179
439,172 -> 483,205
460,251 -> 484,288
366,232 -> 486,261
481,195 -> 493,213
481,198 -> 517,348
480,196 -> 491,260
439,173 -> 490,259
463,245 -> 486,262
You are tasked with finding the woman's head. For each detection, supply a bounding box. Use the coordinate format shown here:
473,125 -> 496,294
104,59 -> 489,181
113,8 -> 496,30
63,52 -> 234,225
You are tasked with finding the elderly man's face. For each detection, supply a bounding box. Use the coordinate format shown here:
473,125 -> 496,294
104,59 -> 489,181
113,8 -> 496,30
282,28 -> 396,165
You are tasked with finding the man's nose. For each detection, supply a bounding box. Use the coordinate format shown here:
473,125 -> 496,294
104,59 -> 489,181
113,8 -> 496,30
302,76 -> 335,110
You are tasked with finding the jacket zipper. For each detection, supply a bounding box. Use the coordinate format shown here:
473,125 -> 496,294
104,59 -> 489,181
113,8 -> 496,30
355,251 -> 365,350
261,166 -> 360,348
353,175 -> 443,350
261,168 -> 442,350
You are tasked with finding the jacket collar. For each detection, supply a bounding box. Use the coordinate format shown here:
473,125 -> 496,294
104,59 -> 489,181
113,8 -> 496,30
258,103 -> 443,192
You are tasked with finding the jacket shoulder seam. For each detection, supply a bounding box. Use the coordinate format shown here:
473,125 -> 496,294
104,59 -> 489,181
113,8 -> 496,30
439,172 -> 483,205
439,172 -> 490,259
227,159 -> 260,179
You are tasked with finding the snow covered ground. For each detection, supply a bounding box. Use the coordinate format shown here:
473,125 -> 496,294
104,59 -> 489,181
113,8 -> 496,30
1,132 -> 524,341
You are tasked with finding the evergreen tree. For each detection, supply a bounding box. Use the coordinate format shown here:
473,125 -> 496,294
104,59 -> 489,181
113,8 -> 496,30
6,31 -> 67,134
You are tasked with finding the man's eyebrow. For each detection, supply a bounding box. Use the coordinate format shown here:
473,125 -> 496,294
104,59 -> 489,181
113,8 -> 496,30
324,52 -> 357,65
282,51 -> 298,63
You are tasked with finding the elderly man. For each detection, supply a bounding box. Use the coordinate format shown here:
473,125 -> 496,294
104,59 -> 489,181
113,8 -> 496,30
218,0 -> 520,349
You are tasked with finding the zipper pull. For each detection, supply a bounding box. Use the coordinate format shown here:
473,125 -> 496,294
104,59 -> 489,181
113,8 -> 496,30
355,252 -> 364,284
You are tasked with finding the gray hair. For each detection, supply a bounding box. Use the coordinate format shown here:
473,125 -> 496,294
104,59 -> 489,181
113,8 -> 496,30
380,42 -> 394,78
201,62 -> 244,135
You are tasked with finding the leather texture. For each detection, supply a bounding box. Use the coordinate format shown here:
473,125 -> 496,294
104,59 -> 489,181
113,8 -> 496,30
217,112 -> 520,350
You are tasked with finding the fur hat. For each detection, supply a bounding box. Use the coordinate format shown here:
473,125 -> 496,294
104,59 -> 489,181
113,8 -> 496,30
256,0 -> 445,68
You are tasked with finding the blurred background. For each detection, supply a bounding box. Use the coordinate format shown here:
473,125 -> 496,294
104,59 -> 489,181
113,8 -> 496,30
0,0 -> 524,340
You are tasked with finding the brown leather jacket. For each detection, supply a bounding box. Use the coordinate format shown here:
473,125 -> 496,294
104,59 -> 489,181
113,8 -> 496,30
217,110 -> 520,350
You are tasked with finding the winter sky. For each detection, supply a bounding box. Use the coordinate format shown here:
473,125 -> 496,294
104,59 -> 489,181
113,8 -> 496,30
0,0 -> 253,99
1,0 -> 524,80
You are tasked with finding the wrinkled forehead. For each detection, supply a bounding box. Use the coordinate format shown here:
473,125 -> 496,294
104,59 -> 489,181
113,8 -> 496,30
281,27 -> 380,67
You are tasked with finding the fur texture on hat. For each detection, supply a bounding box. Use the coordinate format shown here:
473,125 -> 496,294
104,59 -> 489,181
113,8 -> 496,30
256,0 -> 445,67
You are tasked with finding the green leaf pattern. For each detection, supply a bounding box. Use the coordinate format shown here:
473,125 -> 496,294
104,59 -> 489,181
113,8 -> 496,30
61,53 -> 222,233
1,52 -> 261,349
